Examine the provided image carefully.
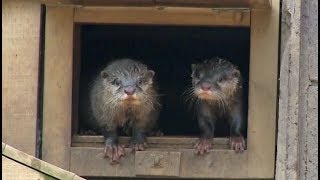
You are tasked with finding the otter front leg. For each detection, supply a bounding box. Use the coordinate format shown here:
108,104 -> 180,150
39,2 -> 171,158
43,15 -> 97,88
130,127 -> 147,151
103,129 -> 125,164
195,103 -> 215,155
229,110 -> 246,152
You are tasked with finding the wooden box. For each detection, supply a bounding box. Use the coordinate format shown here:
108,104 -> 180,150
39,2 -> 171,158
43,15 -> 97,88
41,0 -> 279,179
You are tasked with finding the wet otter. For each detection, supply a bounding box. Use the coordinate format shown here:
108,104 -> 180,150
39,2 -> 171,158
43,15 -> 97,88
188,57 -> 246,155
85,58 -> 160,163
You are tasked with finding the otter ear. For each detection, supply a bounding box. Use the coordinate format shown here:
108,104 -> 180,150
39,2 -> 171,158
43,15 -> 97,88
191,64 -> 197,72
232,70 -> 240,78
145,70 -> 155,79
100,71 -> 108,79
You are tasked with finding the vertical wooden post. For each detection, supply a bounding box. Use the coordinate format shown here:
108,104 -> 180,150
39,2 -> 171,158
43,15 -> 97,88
247,0 -> 280,178
42,6 -> 74,169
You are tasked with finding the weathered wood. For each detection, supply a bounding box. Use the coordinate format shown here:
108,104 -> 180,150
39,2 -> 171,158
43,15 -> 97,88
2,0 -> 41,156
72,136 -> 230,149
2,156 -> 56,180
135,151 -> 181,177
70,147 -> 248,178
155,0 -> 270,8
40,0 -> 270,9
42,6 -> 74,169
2,143 -> 6,153
74,7 -> 250,27
70,147 -> 135,177
247,0 -> 279,178
2,143 -> 84,180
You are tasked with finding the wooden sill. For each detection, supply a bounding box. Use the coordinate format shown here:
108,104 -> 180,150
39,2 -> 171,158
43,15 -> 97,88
40,0 -> 271,9
72,135 -> 238,149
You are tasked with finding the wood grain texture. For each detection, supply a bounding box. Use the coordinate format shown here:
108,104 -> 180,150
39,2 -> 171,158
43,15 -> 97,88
2,143 -> 77,180
70,147 -> 248,178
2,156 -> 55,180
135,151 -> 181,177
72,136 -> 230,149
74,7 -> 250,27
40,0 -> 270,9
247,0 -> 279,178
2,0 -> 41,156
42,6 -> 74,169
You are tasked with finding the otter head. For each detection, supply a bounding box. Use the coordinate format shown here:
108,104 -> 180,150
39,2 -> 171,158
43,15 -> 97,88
191,58 -> 241,102
100,62 -> 155,105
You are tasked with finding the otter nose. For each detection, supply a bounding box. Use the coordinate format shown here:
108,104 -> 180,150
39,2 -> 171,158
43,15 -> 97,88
201,82 -> 211,91
124,86 -> 136,95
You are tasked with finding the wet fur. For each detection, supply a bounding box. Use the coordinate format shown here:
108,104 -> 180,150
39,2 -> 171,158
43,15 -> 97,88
87,59 -> 160,133
187,57 -> 245,154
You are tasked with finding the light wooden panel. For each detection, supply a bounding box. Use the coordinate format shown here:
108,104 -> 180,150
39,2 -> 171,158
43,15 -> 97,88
2,0 -> 41,156
42,6 -> 74,169
2,156 -> 55,180
2,142 -> 83,180
247,0 -> 279,178
40,0 -> 271,9
74,7 -> 250,27
70,147 -> 248,178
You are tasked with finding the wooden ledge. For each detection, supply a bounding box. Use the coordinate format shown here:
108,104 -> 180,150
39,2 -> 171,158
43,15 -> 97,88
40,0 -> 271,9
74,7 -> 250,27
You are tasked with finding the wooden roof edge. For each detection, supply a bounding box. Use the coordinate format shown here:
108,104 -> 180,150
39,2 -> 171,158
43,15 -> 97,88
39,0 -> 271,9
2,142 -> 85,180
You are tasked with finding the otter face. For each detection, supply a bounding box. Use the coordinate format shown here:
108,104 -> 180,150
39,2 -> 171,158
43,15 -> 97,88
191,59 -> 241,101
100,67 -> 155,105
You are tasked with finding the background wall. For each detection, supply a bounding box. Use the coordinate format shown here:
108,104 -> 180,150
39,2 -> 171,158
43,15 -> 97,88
276,0 -> 318,179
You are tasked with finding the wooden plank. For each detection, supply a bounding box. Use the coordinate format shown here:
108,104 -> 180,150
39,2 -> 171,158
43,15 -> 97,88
247,0 -> 279,178
2,144 -> 76,180
71,136 -> 230,149
179,149 -> 248,178
2,143 -> 6,153
155,0 -> 270,8
74,7 -> 250,27
135,151 -> 181,177
2,0 -> 41,156
2,156 -> 56,180
42,6 -> 74,169
70,147 -> 248,178
70,147 -> 135,177
40,0 -> 270,9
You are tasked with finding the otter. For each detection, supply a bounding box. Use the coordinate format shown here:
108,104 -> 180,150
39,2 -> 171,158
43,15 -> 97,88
84,58 -> 160,163
188,57 -> 246,155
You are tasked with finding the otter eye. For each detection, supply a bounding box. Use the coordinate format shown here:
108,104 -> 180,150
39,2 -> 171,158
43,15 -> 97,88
112,79 -> 121,86
194,71 -> 200,79
217,77 -> 223,83
137,77 -> 145,85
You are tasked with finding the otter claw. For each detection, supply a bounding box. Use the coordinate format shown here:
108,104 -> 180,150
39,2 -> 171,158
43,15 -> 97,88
131,143 -> 147,152
194,138 -> 213,155
230,136 -> 246,153
104,144 -> 125,164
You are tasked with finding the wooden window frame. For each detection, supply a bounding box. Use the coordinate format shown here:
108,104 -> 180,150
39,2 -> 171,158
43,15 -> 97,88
41,1 -> 279,178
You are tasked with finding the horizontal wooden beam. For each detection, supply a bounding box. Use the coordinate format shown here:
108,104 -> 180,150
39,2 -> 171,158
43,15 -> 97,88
72,135 -> 233,149
40,0 -> 270,9
70,147 -> 248,178
74,7 -> 250,27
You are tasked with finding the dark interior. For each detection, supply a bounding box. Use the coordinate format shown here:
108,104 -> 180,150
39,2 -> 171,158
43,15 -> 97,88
76,24 -> 250,137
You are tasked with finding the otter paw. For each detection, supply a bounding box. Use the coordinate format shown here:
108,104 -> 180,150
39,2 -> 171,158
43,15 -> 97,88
230,136 -> 246,153
130,136 -> 147,152
148,130 -> 164,137
104,144 -> 125,164
194,138 -> 213,155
